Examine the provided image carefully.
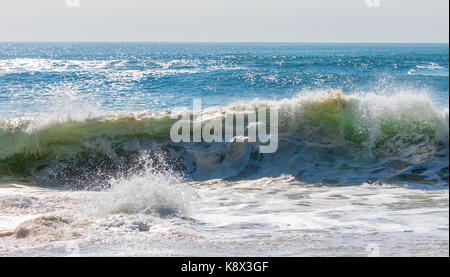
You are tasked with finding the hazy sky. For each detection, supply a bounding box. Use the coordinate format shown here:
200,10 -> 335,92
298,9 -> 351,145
0,0 -> 448,42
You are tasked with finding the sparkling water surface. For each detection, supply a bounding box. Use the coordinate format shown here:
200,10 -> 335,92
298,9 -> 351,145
0,43 -> 448,118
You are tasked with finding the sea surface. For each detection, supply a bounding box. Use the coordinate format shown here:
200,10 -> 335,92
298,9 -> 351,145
0,43 -> 448,256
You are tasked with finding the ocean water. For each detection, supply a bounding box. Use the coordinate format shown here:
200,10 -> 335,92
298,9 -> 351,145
0,43 -> 448,256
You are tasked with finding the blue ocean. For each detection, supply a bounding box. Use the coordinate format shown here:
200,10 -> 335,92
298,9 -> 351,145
0,43 -> 448,256
0,43 -> 448,118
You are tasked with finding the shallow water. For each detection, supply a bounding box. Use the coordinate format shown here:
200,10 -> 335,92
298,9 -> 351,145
1,180 -> 448,256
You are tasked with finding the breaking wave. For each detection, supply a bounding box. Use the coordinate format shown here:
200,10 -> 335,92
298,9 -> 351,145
0,91 -> 448,188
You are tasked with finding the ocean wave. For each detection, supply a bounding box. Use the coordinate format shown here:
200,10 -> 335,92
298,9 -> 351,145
416,62 -> 446,70
0,91 -> 448,187
408,62 -> 449,77
0,58 -> 246,77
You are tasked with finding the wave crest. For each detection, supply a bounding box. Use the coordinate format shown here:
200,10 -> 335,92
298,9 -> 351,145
0,91 -> 448,187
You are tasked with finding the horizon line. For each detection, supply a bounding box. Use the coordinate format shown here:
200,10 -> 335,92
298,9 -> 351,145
0,41 -> 449,44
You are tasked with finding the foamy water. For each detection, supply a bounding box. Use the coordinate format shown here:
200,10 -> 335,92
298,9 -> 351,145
1,177 -> 448,256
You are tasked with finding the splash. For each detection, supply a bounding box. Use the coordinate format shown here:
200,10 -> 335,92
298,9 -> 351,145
88,154 -> 194,217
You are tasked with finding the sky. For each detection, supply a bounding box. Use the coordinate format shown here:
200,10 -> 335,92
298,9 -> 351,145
0,0 -> 448,43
